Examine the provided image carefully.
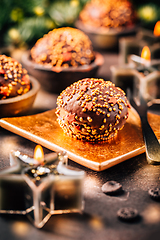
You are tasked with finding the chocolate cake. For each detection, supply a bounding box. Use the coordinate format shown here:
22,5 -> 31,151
0,55 -> 31,100
31,27 -> 95,68
79,0 -> 137,29
56,78 -> 130,141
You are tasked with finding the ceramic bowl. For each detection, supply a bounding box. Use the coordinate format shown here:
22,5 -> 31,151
0,76 -> 40,118
21,50 -> 104,93
75,20 -> 138,50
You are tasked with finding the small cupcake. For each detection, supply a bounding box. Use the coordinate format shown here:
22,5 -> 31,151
0,55 -> 31,100
30,27 -> 95,68
56,78 -> 130,142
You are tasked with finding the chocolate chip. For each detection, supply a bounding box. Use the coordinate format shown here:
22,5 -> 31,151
102,180 -> 122,195
148,186 -> 160,201
117,207 -> 139,222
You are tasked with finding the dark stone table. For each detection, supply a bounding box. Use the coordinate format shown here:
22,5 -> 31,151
0,52 -> 160,240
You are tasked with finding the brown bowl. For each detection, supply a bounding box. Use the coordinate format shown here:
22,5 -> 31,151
0,76 -> 40,118
21,50 -> 104,93
75,20 -> 138,50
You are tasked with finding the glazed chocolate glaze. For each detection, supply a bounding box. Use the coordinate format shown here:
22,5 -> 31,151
56,78 -> 130,141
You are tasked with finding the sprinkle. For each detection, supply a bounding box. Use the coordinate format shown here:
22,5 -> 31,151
0,69 -> 5,74
80,84 -> 88,92
103,118 -> 107,123
87,116 -> 93,122
108,96 -> 117,105
66,113 -> 75,123
85,101 -> 93,110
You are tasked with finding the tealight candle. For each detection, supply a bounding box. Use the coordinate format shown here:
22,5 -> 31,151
111,46 -> 160,101
0,145 -> 85,228
128,46 -> 155,73
119,21 -> 160,64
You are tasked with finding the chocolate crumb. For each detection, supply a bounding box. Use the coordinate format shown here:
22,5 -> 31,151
117,207 -> 139,222
148,186 -> 160,201
102,180 -> 122,195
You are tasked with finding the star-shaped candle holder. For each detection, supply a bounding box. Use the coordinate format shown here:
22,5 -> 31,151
119,21 -> 160,64
0,146 -> 85,228
111,46 -> 160,102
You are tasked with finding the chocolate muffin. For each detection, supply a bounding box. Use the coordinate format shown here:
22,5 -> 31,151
79,0 -> 137,29
56,78 -> 130,142
31,27 -> 95,68
0,55 -> 31,100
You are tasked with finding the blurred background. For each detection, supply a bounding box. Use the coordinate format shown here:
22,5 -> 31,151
0,0 -> 160,50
